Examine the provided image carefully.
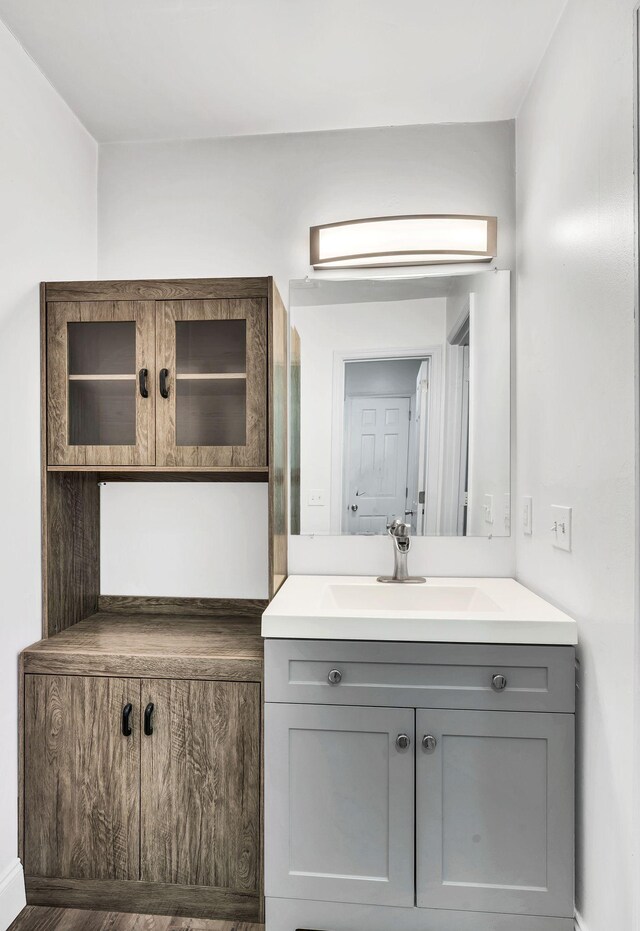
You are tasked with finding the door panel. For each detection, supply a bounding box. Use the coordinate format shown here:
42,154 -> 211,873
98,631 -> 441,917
140,679 -> 260,893
265,703 -> 415,907
47,301 -> 156,466
156,299 -> 267,467
345,396 -> 411,533
416,709 -> 574,917
24,675 -> 141,880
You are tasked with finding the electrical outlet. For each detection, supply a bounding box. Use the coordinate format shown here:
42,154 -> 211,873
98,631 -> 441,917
551,505 -> 572,551
308,490 -> 326,507
523,496 -> 533,535
483,494 -> 494,524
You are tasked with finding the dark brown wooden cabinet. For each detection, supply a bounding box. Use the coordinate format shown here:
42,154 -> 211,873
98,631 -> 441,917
21,614 -> 265,921
46,287 -> 271,472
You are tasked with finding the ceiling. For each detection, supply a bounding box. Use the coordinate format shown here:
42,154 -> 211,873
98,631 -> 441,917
0,0 -> 566,143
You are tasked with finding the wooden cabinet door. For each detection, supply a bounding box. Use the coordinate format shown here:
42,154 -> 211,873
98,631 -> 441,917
140,679 -> 260,894
155,299 -> 267,468
24,675 -> 141,881
265,703 -> 415,907
47,301 -> 156,466
416,709 -> 574,918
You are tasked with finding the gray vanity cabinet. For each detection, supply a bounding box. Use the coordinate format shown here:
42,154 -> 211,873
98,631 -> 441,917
264,639 -> 575,931
416,709 -> 574,918
265,702 -> 415,907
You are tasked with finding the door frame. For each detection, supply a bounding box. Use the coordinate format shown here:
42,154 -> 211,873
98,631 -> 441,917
330,346 -> 443,535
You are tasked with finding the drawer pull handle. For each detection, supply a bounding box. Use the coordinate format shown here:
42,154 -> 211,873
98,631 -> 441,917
396,734 -> 411,751
491,673 -> 508,691
327,668 -> 343,685
422,734 -> 437,753
144,702 -> 154,736
122,703 -> 133,737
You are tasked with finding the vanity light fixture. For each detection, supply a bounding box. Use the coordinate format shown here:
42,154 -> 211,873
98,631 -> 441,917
310,214 -> 497,269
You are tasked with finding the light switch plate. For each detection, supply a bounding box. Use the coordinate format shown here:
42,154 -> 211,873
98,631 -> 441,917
523,496 -> 533,535
551,505 -> 572,551
308,490 -> 326,507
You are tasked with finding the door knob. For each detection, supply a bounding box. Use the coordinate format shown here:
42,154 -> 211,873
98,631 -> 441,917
491,673 -> 508,691
396,734 -> 411,750
350,504 -> 358,512
422,734 -> 437,753
327,668 -> 342,685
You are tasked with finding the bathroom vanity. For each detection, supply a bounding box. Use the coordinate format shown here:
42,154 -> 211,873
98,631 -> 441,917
262,576 -> 577,931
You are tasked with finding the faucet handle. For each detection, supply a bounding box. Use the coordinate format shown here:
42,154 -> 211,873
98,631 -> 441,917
388,518 -> 411,537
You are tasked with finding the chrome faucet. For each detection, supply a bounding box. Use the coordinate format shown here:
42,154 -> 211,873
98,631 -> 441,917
377,518 -> 426,584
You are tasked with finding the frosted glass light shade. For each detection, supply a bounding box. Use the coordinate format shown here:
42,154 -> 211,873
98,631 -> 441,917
310,215 -> 497,269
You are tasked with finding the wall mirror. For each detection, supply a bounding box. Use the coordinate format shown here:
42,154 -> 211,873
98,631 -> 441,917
290,270 -> 510,537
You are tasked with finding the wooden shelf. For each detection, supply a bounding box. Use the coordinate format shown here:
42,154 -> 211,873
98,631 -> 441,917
22,611 -> 264,681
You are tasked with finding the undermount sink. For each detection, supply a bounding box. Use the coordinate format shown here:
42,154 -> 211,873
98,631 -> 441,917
262,575 -> 578,645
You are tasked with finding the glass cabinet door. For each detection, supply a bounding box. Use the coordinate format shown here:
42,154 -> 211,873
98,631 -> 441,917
156,299 -> 267,468
47,301 -> 156,466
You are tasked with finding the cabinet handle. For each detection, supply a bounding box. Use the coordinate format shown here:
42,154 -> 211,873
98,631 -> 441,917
159,368 -> 170,399
491,673 -> 508,691
395,734 -> 411,751
422,734 -> 437,753
144,702 -> 154,736
138,368 -> 149,398
327,668 -> 342,685
122,703 -> 133,737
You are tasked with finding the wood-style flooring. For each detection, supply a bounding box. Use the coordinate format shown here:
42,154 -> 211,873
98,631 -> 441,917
8,906 -> 264,931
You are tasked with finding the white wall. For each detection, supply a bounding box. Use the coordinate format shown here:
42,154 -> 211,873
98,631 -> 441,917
0,18 -> 97,923
516,1 -> 638,928
98,121 -> 516,582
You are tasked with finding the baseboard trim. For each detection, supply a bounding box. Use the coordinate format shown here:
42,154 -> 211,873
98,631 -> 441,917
0,859 -> 25,931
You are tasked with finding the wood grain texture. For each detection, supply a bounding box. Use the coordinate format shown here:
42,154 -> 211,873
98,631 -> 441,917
24,880 -> 259,922
92,470 -> 268,482
45,279 -> 269,303
267,279 -> 288,598
97,596 -> 267,617
141,680 -> 260,895
47,301 -> 156,467
43,471 -> 100,637
289,325 -> 301,536
9,905 -> 263,931
156,300 -> 267,469
24,675 -> 141,881
22,614 -> 264,682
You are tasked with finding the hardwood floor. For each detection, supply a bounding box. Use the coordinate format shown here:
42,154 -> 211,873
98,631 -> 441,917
8,906 -> 264,931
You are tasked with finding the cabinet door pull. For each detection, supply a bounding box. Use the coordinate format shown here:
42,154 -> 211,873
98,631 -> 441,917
144,702 -> 154,736
138,368 -> 149,398
422,734 -> 437,753
159,368 -> 170,399
122,703 -> 133,737
395,734 -> 411,751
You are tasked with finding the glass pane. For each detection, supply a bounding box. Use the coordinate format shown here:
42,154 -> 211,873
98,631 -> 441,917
68,321 -> 136,375
176,319 -> 246,374
176,379 -> 246,446
69,381 -> 136,446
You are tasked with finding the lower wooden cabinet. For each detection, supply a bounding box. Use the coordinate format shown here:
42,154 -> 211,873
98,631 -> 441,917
23,673 -> 261,920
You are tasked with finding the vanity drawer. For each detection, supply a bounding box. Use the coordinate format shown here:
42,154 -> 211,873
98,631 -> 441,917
264,640 -> 575,712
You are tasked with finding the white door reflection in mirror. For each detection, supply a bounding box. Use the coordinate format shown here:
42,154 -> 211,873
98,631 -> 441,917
290,271 -> 510,537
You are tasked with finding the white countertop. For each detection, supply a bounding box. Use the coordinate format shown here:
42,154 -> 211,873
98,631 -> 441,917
262,575 -> 578,645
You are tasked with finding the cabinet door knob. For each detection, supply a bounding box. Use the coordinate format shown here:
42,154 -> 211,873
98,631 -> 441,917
122,702 -> 133,737
327,668 -> 342,685
138,368 -> 149,398
159,368 -> 170,399
144,702 -> 154,736
491,673 -> 508,691
396,734 -> 411,751
422,734 -> 437,753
